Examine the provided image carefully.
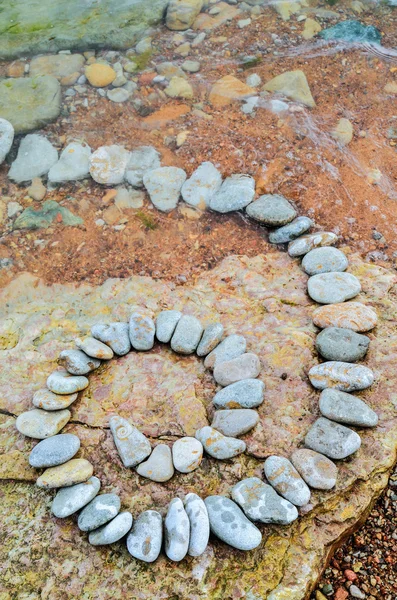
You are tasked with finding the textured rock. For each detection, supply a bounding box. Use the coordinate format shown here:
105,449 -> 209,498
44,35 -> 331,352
9,134 -> 58,183
316,327 -> 370,362
90,145 -> 130,185
110,416 -> 152,468
309,361 -> 374,392
205,496 -> 262,550
36,458 -> 93,488
91,322 -> 131,355
312,302 -> 378,332
59,349 -> 100,375
302,247 -> 348,276
143,167 -> 187,212
12,200 -> 83,230
0,118 -> 14,164
291,449 -> 337,490
129,313 -> 155,351
165,76 -> 194,99
264,456 -> 311,506
263,70 -> 316,108
196,322 -> 224,356
51,476 -> 101,518
47,368 -> 89,394
288,232 -> 338,257
32,388 -> 77,411
164,498 -> 190,561
209,174 -> 255,213
166,0 -> 204,30
195,426 -> 246,459
29,434 -> 80,468
319,388 -> 378,427
211,409 -> 259,437
136,444 -> 174,482
204,334 -> 246,370
16,408 -> 71,439
78,493 -> 120,532
127,510 -> 163,562
308,272 -> 361,304
269,216 -> 313,244
332,118 -> 354,146
107,88 -> 131,103
170,314 -> 203,354
181,162 -> 222,209
319,19 -> 381,44
89,512 -> 133,545
246,194 -> 296,226
155,310 -> 182,343
48,142 -> 91,183
172,437 -> 203,473
30,54 -> 85,81
75,337 -> 114,360
305,417 -> 361,459
212,378 -> 265,409
184,493 -> 209,557
213,353 -> 260,386
231,477 -> 298,524
125,146 -> 161,188
209,75 -> 255,107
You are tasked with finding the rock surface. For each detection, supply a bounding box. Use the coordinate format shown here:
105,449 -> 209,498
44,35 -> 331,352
305,417 -> 362,459
316,327 -> 370,362
205,496 -> 262,550
143,167 -> 187,212
166,0 -> 204,30
309,361 -> 374,392
9,134 -> 58,183
13,200 -> 83,230
231,477 -> 299,524
319,388 -> 378,427
307,272 -> 361,304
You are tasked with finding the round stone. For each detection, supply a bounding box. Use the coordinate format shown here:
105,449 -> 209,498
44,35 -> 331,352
85,63 -> 116,87
204,495 -> 262,551
89,145 -> 130,185
181,161 -> 222,208
164,498 -> 190,562
268,216 -> 313,244
52,476 -> 101,518
89,512 -> 133,545
312,302 -> 378,332
29,433 -> 80,468
212,378 -> 265,409
47,368 -> 89,394
129,312 -> 155,350
36,458 -> 93,489
246,194 -> 296,226
209,174 -> 255,213
319,388 -> 378,427
143,166 -> 187,212
204,334 -> 246,370
195,426 -> 246,459
155,310 -> 182,343
264,456 -> 311,507
16,408 -> 71,439
308,361 -> 374,392
59,349 -> 101,375
91,322 -> 131,355
170,314 -> 203,354
211,409 -> 259,437
302,247 -> 348,276
184,493 -> 210,557
136,444 -> 174,482
288,231 -> 338,257
172,437 -> 203,473
231,477 -> 298,524
32,388 -> 77,411
316,327 -> 370,362
307,272 -> 361,304
75,336 -> 114,359
109,415 -> 152,468
291,449 -> 337,490
125,146 -> 161,188
78,493 -> 121,532
305,417 -> 361,460
213,353 -> 260,386
126,510 -> 163,563
196,322 -> 224,357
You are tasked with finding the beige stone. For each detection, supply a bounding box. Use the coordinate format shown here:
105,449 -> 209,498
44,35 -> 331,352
332,118 -> 353,145
263,69 -> 315,108
165,76 -> 194,99
32,388 -> 78,411
209,75 -> 254,107
302,18 -> 321,40
384,82 -> 397,94
85,64 -> 116,87
312,302 -> 378,332
16,408 -> 71,439
166,0 -> 204,30
27,177 -> 46,201
36,458 -> 93,489
273,0 -> 302,21
30,54 -> 85,81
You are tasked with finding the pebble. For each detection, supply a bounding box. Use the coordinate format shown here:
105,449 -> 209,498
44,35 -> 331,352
319,388 -> 378,427
36,458 -> 93,488
29,433 -> 80,468
268,216 -> 313,244
291,449 -> 337,490
125,146 -> 161,188
9,134 -> 58,183
211,409 -> 259,437
204,496 -> 262,550
246,73 -> 262,87
78,493 -> 121,532
312,302 -> 378,332
143,166 -> 187,212
27,177 -> 46,201
126,510 -> 163,562
302,247 -> 349,275
170,314 -> 203,354
204,334 -> 246,370
184,493 -> 210,557
52,476 -> 101,518
136,444 -> 174,482
288,231 -> 338,257
165,76 -> 194,99
264,456 -> 311,506
182,60 -> 201,72
16,408 -> 71,439
129,312 -> 155,350
231,477 -> 299,524
89,145 -> 130,185
308,272 -> 361,304
195,426 -> 246,459
246,194 -> 296,226
209,174 -> 255,213
85,63 -> 116,87
47,368 -> 89,394
155,310 -> 182,343
316,327 -> 370,362
59,349 -> 101,375
107,88 -> 131,103
48,142 -> 91,182
196,322 -> 224,356
305,417 -> 361,459
213,353 -> 260,386
308,361 -> 374,392
75,336 -> 114,360
0,118 -> 14,164
212,378 -> 265,409
91,322 -> 131,355
349,585 -> 365,599
181,161 -> 222,208
164,498 -> 190,561
32,388 -> 77,411
109,415 -> 152,468
89,511 -> 133,545
172,437 -> 203,473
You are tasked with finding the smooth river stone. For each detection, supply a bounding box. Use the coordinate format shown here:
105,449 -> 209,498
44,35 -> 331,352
288,231 -> 338,257
195,426 -> 246,459
16,408 -> 71,439
172,437 -> 203,473
305,417 -> 361,459
127,510 -> 163,563
36,458 -> 93,488
319,388 -> 378,427
209,174 -> 255,213
59,348 -> 101,375
291,449 -> 337,490
231,477 -> 298,525
47,368 -> 89,394
155,310 -> 182,343
308,361 -> 374,392
246,193 -> 296,226
32,388 -> 77,411
78,493 -> 121,532
129,312 -> 155,350
302,247 -> 348,276
204,496 -> 262,551
143,166 -> 187,212
136,444 -> 174,482
268,216 -> 313,244
91,322 -> 131,355
211,409 -> 259,437
89,511 -> 133,545
316,327 -> 370,362
184,493 -> 210,557
204,334 -> 246,370
75,336 -> 114,359
109,415 -> 152,468
312,302 -> 378,332
213,353 -> 260,386
264,456 -> 311,507
196,322 -> 224,357
181,161 -> 222,208
308,272 -> 361,304
212,378 -> 265,409
170,314 -> 203,354
29,433 -> 80,468
52,476 -> 101,518
165,498 -> 190,562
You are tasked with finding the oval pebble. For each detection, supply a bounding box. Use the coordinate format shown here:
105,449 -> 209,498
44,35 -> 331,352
91,322 -> 131,355
29,433 -> 80,468
195,426 -> 246,459
288,231 -> 338,257
129,312 -> 155,351
316,327 -> 370,363
264,456 -> 311,507
32,388 -> 77,411
181,161 -> 222,208
172,437 -> 203,473
184,493 -> 210,557
16,408 -> 71,439
204,495 -> 262,551
302,247 -> 348,276
59,349 -> 101,375
211,409 -> 259,437
246,193 -> 296,226
170,314 -> 203,354
209,174 -> 255,213
75,336 -> 114,360
155,310 -> 182,343
127,510 -> 163,563
308,361 -> 374,392
308,272 -> 361,304
89,145 -> 130,185
109,415 -> 151,468
291,449 -> 337,490
136,444 -> 174,482
231,477 -> 298,524
78,493 -> 121,532
52,476 -> 101,518
212,378 -> 265,409
165,498 -> 190,562
89,511 -> 133,545
36,458 -> 93,489
213,353 -> 260,386
196,322 -> 224,357
269,216 -> 313,244
204,334 -> 246,370
312,302 -> 377,332
305,417 -> 361,459
319,388 -> 378,427
47,368 -> 89,395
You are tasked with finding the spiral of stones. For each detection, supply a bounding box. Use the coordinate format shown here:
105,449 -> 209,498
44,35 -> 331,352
15,199 -> 379,560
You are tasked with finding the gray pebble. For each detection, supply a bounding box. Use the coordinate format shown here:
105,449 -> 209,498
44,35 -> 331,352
136,444 -> 174,482
319,388 -> 378,427
196,322 -> 224,356
47,368 -> 89,394
48,141 -> 91,183
195,426 -> 246,459
204,495 -> 262,550
288,231 -> 338,257
316,327 -> 370,362
181,161 -> 222,208
307,272 -> 361,304
231,477 -> 298,524
212,378 -> 265,409
129,312 -> 155,350
91,322 -> 131,356
213,353 -> 260,386
209,174 -> 255,213
59,349 -> 101,375
172,437 -> 203,473
107,88 -> 131,103
155,310 -> 182,343
78,493 -> 121,532
9,134 -> 58,183
269,216 -> 313,244
51,476 -> 101,518
89,511 -> 133,545
165,498 -> 190,561
75,336 -> 114,360
29,433 -> 80,468
264,456 -> 311,507
211,409 -> 259,437
32,388 -> 77,411
143,166 -> 186,212
16,408 -> 71,439
182,60 -> 201,73
349,585 -> 366,599
301,247 -> 348,276
0,118 -> 14,165
126,510 -> 163,562
184,493 -> 210,557
305,417 -> 361,459
170,314 -> 203,354
204,334 -> 246,370
125,146 -> 161,188
291,449 -> 337,490
308,361 -> 374,392
246,194 -> 296,226
109,415 -> 152,468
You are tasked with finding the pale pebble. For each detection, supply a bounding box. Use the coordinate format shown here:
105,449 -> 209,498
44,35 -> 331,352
164,498 -> 190,561
172,437 -> 203,473
91,322 -> 131,355
29,433 -> 80,468
213,353 -> 260,386
264,455 -> 311,507
184,493 -> 210,557
195,426 -> 246,459
129,312 -> 155,350
204,334 -> 246,370
204,495 -> 262,550
305,417 -> 361,459
78,493 -> 121,532
136,444 -> 174,482
211,409 -> 259,437
291,449 -> 337,490
231,477 -> 298,524
89,512 -> 133,545
212,378 -> 265,409
126,510 -> 163,562
16,408 -> 71,439
52,476 -> 101,518
110,415 -> 152,468
170,314 -> 203,354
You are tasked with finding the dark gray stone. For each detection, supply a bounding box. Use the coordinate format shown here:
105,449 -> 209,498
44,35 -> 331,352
29,433 -> 80,468
316,327 -> 370,362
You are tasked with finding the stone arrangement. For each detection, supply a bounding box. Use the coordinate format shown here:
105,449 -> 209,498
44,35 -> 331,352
15,194 -> 379,562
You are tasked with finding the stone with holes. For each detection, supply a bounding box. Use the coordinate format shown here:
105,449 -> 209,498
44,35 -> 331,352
127,510 -> 163,562
205,495 -> 262,550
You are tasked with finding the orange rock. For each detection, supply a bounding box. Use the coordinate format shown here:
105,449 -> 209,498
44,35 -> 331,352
312,302 -> 378,332
143,104 -> 191,127
102,189 -> 118,205
344,569 -> 357,581
209,75 -> 254,107
335,588 -> 349,600
85,63 -> 116,87
7,61 -> 25,78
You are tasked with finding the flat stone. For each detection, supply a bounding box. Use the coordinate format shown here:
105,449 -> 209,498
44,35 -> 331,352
89,511 -> 133,545
0,118 -> 14,164
170,314 -> 203,354
211,409 -> 259,437
126,510 -> 163,562
209,174 -> 255,213
16,408 -> 71,439
308,272 -> 361,304
204,334 -> 246,370
156,62 -> 186,80
9,134 -> 58,183
264,456 -> 311,506
288,232 -> 338,257
36,458 -> 93,489
349,585 -> 366,599
109,415 -> 152,468
195,426 -> 246,459
181,162 -> 223,209
166,0 -> 204,30
269,216 -> 313,244
316,327 -> 370,362
246,194 -> 297,226
332,118 -> 353,146
305,417 -> 361,459
30,54 -> 85,81
32,388 -> 77,411
196,322 -> 224,356
107,88 -> 131,103
12,200 -> 83,230
125,146 -> 161,188
212,378 -> 265,409
91,322 -> 131,355
90,145 -> 130,185
136,444 -> 174,482
213,353 -> 260,386
184,493 -> 210,557
75,336 -> 114,360
143,166 -> 187,212
291,449 -> 337,490
165,498 -> 190,561
182,60 -> 201,73
231,477 -> 299,524
48,142 -> 92,183
263,69 -> 315,108
51,476 -> 101,518
78,493 -> 121,532
172,437 -> 203,473
204,496 -> 262,550
129,312 -> 155,350
312,302 -> 378,332
302,247 -> 348,276
155,310 -> 182,343
208,75 -> 255,107
319,388 -> 378,427
59,349 -> 101,375
309,361 -> 374,392
29,433 -> 80,468
47,368 -> 89,394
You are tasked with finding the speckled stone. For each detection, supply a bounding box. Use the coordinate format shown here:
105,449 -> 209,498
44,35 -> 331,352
319,388 -> 378,427
204,495 -> 262,550
136,444 -> 174,482
211,409 -> 259,437
209,174 -> 255,213
125,146 -> 161,188
126,510 -> 163,563
181,161 -> 222,208
129,312 -> 155,350
184,493 -> 210,557
75,336 -> 114,359
291,449 -> 337,490
172,437 -> 203,473
204,334 -> 246,370
109,415 -> 152,468
269,216 -> 313,244
212,378 -> 265,409
47,368 -> 89,394
213,353 -> 260,386
231,477 -> 298,524
89,511 -> 133,545
155,310 -> 182,343
165,498 -> 190,562
59,349 -> 101,375
316,327 -> 370,362
16,408 -> 71,439
51,476 -> 101,518
78,493 -> 121,532
36,458 -> 93,488
91,322 -> 131,356
29,433 -> 80,468
305,417 -> 361,459
196,322 -> 224,357
195,426 -> 246,459
301,247 -> 348,276
32,388 -> 77,411
308,361 -> 374,392
170,315 -> 203,354
246,194 -> 296,226
312,302 -> 378,332
288,232 -> 338,257
308,272 -> 361,304
264,456 -> 311,507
